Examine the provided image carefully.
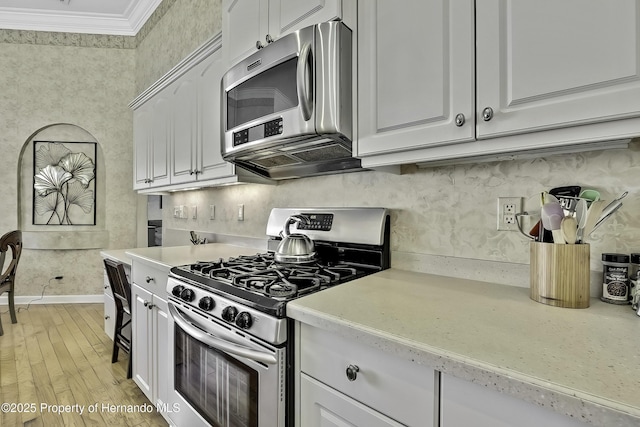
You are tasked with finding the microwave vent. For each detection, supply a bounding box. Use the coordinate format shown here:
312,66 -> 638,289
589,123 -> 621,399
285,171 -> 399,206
247,58 -> 262,71
292,144 -> 351,162
252,155 -> 299,168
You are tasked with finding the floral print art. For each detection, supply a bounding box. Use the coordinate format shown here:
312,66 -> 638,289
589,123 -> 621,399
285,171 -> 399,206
33,141 -> 96,225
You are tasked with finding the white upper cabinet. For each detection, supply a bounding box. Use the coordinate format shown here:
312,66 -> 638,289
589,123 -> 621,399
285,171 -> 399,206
133,93 -> 171,190
170,47 -> 235,185
131,35 -> 273,193
222,0 -> 343,66
170,76 -> 198,185
356,0 -> 475,165
196,51 -> 236,181
357,0 -> 640,168
476,0 -> 640,139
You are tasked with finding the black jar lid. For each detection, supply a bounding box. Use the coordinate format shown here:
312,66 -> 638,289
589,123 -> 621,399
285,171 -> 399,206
631,253 -> 640,264
602,253 -> 630,263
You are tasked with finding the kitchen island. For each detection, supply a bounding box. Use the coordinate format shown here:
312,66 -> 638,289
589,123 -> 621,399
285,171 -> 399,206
287,268 -> 640,427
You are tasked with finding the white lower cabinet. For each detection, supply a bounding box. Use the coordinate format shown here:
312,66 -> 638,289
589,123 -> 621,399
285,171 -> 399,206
297,323 -> 436,427
131,260 -> 171,423
300,374 -> 405,427
440,373 -> 589,427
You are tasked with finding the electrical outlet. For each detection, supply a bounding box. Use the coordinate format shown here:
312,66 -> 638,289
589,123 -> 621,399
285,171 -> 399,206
191,205 -> 197,219
209,205 -> 215,220
497,197 -> 523,231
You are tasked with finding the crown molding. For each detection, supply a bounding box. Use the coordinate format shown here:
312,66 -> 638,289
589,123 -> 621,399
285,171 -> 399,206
0,0 -> 161,36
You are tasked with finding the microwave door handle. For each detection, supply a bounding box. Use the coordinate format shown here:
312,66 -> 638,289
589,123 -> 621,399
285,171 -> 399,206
168,303 -> 278,365
297,43 -> 313,121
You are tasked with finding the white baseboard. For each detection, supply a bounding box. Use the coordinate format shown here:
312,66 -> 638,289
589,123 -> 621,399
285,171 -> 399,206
0,295 -> 103,305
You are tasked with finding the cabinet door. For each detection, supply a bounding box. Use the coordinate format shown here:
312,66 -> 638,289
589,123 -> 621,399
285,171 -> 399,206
197,48 -> 236,180
440,374 -> 588,427
133,106 -> 152,189
300,374 -> 405,427
103,292 -> 115,341
132,283 -> 153,401
356,0 -> 475,166
171,76 -> 198,185
476,0 -> 640,139
222,0 -> 269,66
152,296 -> 170,409
268,0 -> 342,39
150,96 -> 172,187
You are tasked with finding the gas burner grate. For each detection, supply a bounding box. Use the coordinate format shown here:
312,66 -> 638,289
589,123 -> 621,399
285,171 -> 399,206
178,253 -> 369,301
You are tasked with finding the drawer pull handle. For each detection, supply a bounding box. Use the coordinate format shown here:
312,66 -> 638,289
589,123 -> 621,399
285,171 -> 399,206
346,364 -> 359,381
146,276 -> 155,283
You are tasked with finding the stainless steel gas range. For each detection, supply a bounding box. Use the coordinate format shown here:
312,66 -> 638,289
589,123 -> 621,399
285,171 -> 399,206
165,207 -> 390,427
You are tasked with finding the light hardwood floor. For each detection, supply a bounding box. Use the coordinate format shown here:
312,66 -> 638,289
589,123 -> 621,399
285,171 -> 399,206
0,303 -> 168,427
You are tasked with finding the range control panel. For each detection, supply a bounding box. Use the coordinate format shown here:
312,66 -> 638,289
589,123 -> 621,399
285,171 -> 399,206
297,214 -> 333,231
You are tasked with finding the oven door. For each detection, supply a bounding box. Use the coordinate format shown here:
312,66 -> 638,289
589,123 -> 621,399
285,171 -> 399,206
167,301 -> 286,427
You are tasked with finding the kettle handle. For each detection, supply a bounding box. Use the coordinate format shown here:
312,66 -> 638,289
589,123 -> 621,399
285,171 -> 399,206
282,215 -> 309,237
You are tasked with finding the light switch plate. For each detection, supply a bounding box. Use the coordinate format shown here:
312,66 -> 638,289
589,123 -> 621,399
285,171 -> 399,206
191,205 -> 197,219
238,204 -> 244,221
209,205 -> 215,220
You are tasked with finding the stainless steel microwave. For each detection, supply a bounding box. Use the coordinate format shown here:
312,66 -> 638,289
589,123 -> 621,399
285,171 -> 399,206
221,21 -> 359,180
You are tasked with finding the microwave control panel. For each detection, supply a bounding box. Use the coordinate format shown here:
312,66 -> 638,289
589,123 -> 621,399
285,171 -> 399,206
233,118 -> 283,146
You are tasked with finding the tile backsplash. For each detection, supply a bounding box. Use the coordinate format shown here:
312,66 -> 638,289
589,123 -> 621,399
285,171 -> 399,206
164,141 -> 640,283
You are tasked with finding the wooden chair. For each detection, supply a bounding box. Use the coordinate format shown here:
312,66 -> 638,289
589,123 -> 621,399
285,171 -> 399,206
103,258 -> 133,379
0,230 -> 22,336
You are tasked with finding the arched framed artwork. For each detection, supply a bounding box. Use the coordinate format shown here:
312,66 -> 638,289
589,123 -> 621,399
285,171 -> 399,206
32,141 -> 97,226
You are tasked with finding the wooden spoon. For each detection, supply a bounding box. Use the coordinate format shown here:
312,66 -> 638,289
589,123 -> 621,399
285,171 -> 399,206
561,216 -> 578,244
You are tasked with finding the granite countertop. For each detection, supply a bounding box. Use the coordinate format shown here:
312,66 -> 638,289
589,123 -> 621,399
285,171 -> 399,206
100,248 -> 133,266
124,243 -> 265,269
287,268 -> 640,427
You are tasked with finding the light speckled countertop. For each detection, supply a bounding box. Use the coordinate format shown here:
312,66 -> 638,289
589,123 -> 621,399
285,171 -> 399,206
287,268 -> 640,427
124,244 -> 265,269
100,249 -> 133,266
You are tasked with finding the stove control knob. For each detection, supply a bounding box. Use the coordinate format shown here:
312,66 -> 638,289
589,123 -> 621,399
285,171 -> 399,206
198,296 -> 215,311
235,312 -> 252,329
180,288 -> 195,302
171,285 -> 185,297
222,306 -> 238,322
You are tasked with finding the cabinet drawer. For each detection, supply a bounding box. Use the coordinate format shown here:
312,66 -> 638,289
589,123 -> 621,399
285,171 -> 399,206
300,324 -> 436,427
131,260 -> 168,294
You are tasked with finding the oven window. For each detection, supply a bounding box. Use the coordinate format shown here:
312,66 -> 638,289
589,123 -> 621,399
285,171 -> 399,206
175,325 -> 259,427
227,57 -> 299,130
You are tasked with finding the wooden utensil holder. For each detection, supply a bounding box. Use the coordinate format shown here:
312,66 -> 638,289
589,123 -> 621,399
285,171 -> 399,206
530,242 -> 590,308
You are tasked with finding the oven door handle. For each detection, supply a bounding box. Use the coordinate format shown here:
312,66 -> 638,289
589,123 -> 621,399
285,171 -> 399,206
168,303 -> 278,365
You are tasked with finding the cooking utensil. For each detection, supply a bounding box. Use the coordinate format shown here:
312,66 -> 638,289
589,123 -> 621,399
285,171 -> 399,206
550,186 -> 581,213
560,216 -> 578,244
574,198 -> 588,242
580,200 -> 606,242
275,215 -> 317,264
579,189 -> 600,205
541,202 -> 565,244
590,191 -> 628,234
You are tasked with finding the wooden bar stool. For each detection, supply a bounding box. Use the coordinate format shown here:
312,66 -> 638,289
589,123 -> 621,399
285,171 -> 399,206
103,258 -> 133,378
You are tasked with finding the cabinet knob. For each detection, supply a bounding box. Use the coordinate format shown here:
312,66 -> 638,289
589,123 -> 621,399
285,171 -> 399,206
482,107 -> 494,121
147,303 -> 155,310
105,315 -> 110,320
194,169 -> 201,175
143,300 -> 149,307
345,364 -> 359,381
256,40 -> 264,49
189,170 -> 195,175
455,113 -> 466,127
145,276 -> 155,283
265,34 -> 274,44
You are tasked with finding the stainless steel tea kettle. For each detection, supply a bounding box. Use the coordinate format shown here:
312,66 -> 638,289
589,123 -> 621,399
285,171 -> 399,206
275,215 -> 316,264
